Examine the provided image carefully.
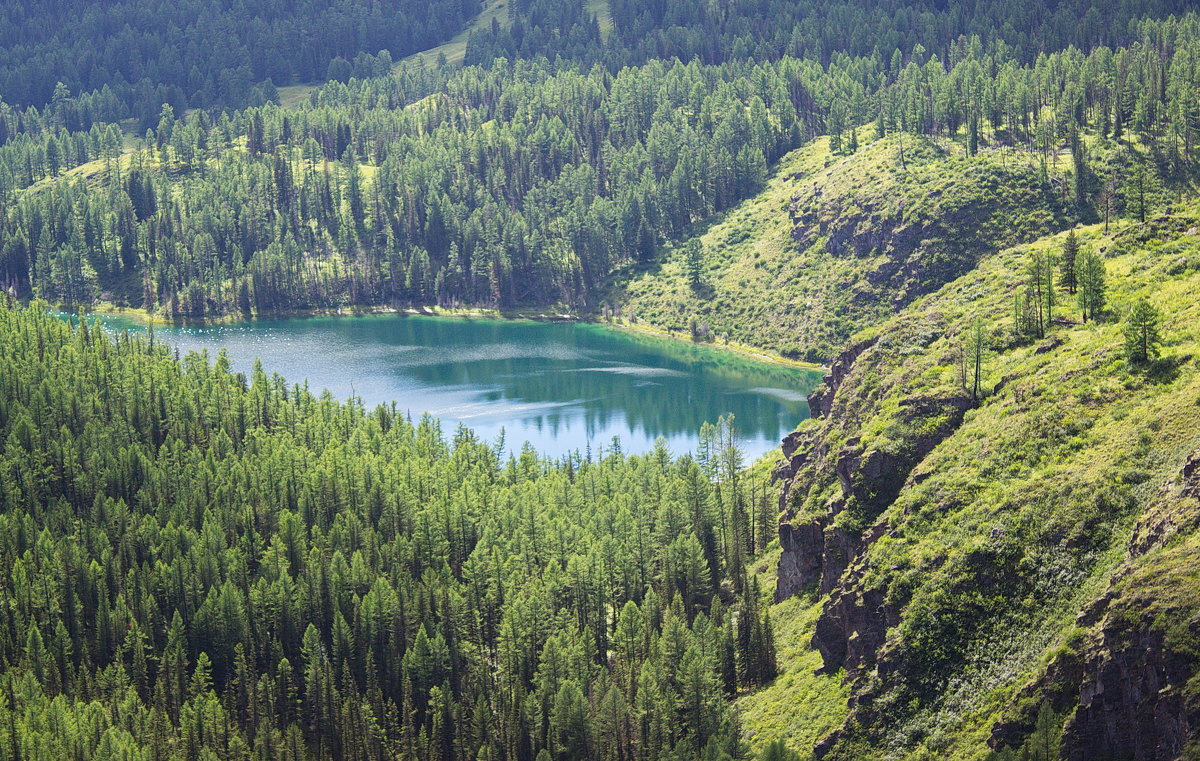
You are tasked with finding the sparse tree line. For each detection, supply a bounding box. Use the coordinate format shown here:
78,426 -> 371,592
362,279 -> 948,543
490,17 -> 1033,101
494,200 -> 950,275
959,227 -> 1164,401
1012,227 -> 1162,362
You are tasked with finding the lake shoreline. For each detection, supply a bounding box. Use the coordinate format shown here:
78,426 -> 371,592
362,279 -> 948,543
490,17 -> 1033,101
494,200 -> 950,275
73,301 -> 827,372
68,301 -> 821,461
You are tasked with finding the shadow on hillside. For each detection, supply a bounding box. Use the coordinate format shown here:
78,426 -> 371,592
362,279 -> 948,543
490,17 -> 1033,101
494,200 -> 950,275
595,208 -> 736,314
1143,354 -> 1187,385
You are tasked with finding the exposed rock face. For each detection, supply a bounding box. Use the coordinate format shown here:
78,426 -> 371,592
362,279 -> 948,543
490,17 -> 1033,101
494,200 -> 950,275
774,321 -> 974,687
810,523 -> 894,679
1063,615 -> 1196,761
987,635 -> 1088,751
776,520 -> 825,599
807,337 -> 877,419
775,514 -> 864,602
1058,451 -> 1200,761
786,158 -> 1059,314
1129,450 -> 1200,555
768,193 -> 1200,760
779,385 -> 971,598
986,450 -> 1200,759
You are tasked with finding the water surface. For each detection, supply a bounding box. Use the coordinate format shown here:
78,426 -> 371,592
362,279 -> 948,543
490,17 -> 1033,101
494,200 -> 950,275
96,313 -> 822,459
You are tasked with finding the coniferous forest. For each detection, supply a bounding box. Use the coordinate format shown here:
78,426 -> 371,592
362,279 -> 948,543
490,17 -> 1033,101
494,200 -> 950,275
6,5 -> 1200,319
4,0 -> 1200,759
0,0 -> 476,122
0,304 -> 776,761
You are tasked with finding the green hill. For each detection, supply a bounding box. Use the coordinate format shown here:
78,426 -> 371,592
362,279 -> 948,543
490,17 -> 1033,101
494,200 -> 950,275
614,134 -> 1075,360
747,205 -> 1200,759
6,3 -> 1200,760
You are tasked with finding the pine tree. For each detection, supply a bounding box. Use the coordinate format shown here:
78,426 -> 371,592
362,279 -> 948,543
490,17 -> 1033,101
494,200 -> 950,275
1129,161 -> 1150,223
1059,230 -> 1080,294
959,318 -> 987,401
759,738 -> 802,761
683,239 -> 705,289
1024,251 -> 1056,338
1076,249 -> 1106,323
1123,297 -> 1162,363
1071,132 -> 1091,209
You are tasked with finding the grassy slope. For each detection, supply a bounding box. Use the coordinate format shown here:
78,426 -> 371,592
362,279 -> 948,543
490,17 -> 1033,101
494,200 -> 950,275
614,134 -> 1073,361
399,0 -> 511,68
585,0 -> 614,41
737,206 -> 1200,758
738,549 -> 850,755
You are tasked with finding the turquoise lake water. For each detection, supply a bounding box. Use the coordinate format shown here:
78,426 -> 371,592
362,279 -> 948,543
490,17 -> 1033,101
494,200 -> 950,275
94,313 -> 823,460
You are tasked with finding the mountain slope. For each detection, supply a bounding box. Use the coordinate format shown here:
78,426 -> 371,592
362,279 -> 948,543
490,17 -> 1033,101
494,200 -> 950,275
752,206 -> 1200,759
0,300 -> 779,761
615,134 -> 1074,360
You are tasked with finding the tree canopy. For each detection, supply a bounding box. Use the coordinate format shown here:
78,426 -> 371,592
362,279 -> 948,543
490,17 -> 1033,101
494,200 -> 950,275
0,300 -> 778,761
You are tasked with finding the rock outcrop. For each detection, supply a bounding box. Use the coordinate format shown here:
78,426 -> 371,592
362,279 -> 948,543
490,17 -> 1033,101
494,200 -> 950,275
1058,450 -> 1200,761
773,319 -> 974,692
1063,604 -> 1197,761
987,450 -> 1200,759
785,146 -> 1068,318
806,337 -> 876,419
763,195 -> 1200,761
809,523 -> 894,680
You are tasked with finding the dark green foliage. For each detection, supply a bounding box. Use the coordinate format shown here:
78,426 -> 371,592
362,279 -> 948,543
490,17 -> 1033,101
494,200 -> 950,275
12,13 -> 1200,318
1071,133 -> 1093,209
0,301 -> 785,761
3,2 -> 1200,759
987,702 -> 1063,761
1060,230 -> 1080,294
1076,248 -> 1106,323
0,0 -> 474,122
0,54 -> 806,312
1123,296 -> 1162,363
466,0 -> 1191,74
759,738 -> 802,761
684,240 -> 705,290
1016,250 -> 1057,340
1,58 -> 805,313
735,577 -> 778,688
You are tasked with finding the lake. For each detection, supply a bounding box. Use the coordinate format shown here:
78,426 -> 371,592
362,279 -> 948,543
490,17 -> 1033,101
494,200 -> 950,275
94,313 -> 823,460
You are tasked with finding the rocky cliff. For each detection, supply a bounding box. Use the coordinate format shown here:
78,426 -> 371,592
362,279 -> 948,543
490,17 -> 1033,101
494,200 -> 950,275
767,209 -> 1200,760
989,451 -> 1200,761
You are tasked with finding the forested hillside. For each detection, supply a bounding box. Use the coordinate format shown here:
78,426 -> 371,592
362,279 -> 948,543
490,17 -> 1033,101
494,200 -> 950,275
8,13 -> 1200,331
466,0 -> 1195,70
0,58 -> 804,315
0,0 -> 476,124
0,301 -> 784,760
4,0 -> 1200,759
4,0 -> 1187,128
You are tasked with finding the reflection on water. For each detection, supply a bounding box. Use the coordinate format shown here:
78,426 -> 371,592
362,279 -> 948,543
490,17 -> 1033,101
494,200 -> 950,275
93,313 -> 824,460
